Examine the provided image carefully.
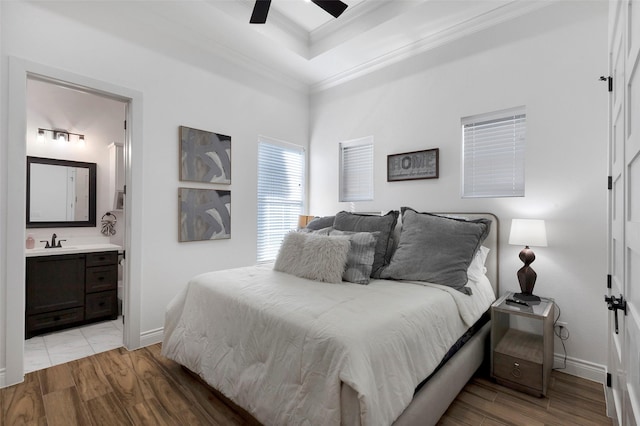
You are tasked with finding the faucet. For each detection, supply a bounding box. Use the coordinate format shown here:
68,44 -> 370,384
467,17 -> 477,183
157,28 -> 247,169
40,233 -> 65,248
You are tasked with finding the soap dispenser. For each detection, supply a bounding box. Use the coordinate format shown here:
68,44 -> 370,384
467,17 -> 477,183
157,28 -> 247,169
26,233 -> 35,249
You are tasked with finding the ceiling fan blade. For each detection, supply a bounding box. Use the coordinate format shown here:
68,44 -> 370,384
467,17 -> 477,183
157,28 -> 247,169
250,0 -> 271,24
311,0 -> 348,18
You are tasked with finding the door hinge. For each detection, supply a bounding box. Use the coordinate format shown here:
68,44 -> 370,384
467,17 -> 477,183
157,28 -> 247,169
607,274 -> 612,289
607,372 -> 612,387
600,75 -> 613,92
124,120 -> 127,130
124,185 -> 126,195
608,176 -> 613,190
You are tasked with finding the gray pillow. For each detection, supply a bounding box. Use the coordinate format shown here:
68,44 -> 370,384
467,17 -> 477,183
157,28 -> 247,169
330,230 -> 379,284
306,215 -> 335,231
380,208 -> 491,293
274,232 -> 350,284
303,226 -> 332,235
333,210 -> 399,278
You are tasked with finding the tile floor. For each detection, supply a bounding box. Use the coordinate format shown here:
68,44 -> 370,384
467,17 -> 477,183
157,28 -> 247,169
23,316 -> 124,373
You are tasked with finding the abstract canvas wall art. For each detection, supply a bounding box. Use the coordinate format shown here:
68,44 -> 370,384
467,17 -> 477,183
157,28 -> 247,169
180,126 -> 231,184
179,188 -> 231,242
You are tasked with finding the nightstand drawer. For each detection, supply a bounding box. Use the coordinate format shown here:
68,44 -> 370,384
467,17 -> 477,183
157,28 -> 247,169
493,352 -> 542,390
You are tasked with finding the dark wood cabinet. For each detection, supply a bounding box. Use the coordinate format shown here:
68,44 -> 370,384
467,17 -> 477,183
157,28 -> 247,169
26,254 -> 85,315
26,251 -> 118,338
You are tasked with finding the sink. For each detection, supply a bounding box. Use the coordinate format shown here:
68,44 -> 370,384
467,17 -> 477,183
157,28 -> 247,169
27,246 -> 77,255
26,243 -> 121,257
31,246 -> 76,251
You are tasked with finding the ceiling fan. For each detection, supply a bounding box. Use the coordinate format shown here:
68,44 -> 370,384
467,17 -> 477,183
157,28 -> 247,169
250,0 -> 348,24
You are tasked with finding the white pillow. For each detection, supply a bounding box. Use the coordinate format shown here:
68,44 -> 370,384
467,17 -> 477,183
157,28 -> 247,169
467,246 -> 490,282
274,232 -> 350,284
273,232 -> 307,277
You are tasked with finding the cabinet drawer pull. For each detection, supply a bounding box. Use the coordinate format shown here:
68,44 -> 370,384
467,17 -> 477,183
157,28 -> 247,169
98,277 -> 104,281
53,316 -> 61,321
511,362 -> 522,378
99,302 -> 106,307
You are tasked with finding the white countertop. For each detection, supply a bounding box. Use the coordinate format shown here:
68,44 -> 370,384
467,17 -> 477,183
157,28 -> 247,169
25,243 -> 122,257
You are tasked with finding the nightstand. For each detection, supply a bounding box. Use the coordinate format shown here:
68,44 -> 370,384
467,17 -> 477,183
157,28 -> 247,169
490,292 -> 554,396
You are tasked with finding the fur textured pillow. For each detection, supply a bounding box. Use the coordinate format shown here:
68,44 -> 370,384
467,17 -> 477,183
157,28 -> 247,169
273,232 -> 307,277
274,232 -> 350,284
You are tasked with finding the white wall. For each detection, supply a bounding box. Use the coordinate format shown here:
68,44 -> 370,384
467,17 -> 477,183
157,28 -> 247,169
0,1 -> 308,379
309,2 -> 609,374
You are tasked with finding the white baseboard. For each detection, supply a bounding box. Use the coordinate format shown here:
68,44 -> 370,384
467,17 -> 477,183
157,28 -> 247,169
553,352 -> 607,384
140,327 -> 164,348
0,368 -> 5,388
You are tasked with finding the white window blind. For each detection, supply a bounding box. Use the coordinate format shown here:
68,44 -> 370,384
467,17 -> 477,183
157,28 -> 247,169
339,137 -> 374,202
257,139 -> 305,263
462,107 -> 526,198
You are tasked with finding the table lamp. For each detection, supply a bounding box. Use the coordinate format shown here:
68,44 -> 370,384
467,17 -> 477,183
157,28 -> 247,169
508,219 -> 547,301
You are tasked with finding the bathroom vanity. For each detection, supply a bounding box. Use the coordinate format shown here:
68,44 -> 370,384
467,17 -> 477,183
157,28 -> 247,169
25,244 -> 120,338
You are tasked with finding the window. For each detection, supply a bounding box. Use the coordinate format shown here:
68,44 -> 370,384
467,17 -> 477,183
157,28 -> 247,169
462,106 -> 526,198
339,136 -> 374,202
257,138 -> 305,262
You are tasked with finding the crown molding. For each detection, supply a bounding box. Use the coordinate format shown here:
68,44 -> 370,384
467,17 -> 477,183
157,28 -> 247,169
310,0 -> 551,93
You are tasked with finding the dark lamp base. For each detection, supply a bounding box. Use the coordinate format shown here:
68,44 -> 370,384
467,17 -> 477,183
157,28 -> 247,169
514,292 -> 541,302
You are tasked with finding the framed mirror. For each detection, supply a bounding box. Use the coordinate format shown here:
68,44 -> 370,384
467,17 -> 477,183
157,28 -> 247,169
27,156 -> 97,228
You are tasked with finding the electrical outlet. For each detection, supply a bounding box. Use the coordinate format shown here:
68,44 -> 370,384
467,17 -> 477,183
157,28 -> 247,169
555,321 -> 570,340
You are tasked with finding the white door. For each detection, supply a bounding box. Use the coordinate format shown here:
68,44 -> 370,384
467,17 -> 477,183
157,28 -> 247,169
607,0 -> 640,423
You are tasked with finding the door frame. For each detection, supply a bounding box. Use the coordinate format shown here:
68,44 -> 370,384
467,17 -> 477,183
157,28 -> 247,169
5,57 -> 144,386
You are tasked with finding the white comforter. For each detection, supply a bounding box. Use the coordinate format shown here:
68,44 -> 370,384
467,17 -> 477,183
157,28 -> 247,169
161,264 -> 495,426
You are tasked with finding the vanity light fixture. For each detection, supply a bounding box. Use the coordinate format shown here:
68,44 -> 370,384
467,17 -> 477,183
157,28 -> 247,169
38,128 -> 86,145
54,131 -> 69,142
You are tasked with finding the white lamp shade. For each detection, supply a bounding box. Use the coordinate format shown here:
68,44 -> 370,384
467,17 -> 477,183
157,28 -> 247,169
509,219 -> 547,247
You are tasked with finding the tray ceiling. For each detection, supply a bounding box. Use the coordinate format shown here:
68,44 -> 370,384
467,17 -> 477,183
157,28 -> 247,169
28,0 -> 550,92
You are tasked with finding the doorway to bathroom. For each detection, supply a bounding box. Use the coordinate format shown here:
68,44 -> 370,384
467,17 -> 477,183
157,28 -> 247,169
5,57 -> 144,387
23,77 -> 127,372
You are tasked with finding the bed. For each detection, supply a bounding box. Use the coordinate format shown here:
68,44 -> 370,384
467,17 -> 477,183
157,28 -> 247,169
162,209 -> 499,425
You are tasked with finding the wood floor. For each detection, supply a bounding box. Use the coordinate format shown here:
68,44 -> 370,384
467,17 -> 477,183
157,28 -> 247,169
1,343 -> 612,426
